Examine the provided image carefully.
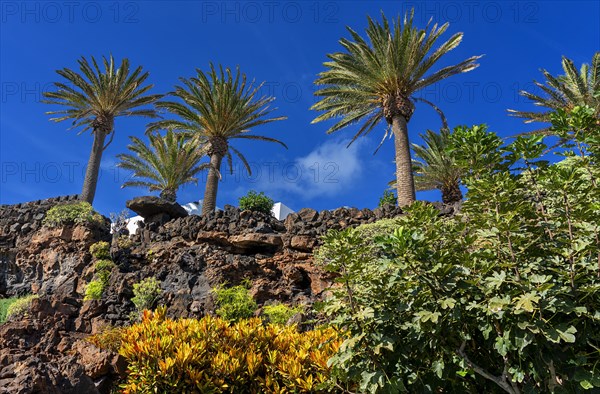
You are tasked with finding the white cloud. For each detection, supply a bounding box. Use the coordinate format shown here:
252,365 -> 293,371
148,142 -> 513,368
257,138 -> 367,201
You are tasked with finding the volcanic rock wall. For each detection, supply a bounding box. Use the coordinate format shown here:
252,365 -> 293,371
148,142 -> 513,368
0,197 -> 409,393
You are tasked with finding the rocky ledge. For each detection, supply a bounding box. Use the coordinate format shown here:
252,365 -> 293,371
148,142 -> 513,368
0,198 -> 455,393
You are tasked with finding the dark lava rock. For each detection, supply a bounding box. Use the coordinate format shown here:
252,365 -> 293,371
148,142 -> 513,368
126,196 -> 188,225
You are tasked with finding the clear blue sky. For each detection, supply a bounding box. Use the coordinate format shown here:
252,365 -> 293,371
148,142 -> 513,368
1,1 -> 599,216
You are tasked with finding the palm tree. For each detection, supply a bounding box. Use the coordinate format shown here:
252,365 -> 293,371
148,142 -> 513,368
43,55 -> 161,204
412,128 -> 463,204
508,53 -> 600,134
311,11 -> 481,206
116,130 -> 209,202
148,64 -> 286,215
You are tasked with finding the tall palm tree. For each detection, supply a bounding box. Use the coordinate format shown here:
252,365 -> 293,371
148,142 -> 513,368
43,55 -> 161,204
412,128 -> 463,204
148,64 -> 287,215
117,130 -> 209,202
311,11 -> 481,206
508,53 -> 600,134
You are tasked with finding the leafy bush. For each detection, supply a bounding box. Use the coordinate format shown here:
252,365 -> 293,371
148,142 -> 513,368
43,202 -> 103,227
262,302 -> 303,325
320,112 -> 600,393
2,295 -> 38,321
131,277 -> 161,314
378,190 -> 396,207
0,298 -> 17,324
238,190 -> 274,214
84,280 -> 104,301
116,236 -> 134,249
90,307 -> 342,393
86,325 -> 124,353
83,258 -> 115,301
89,241 -> 110,260
95,259 -> 115,284
213,283 -> 257,322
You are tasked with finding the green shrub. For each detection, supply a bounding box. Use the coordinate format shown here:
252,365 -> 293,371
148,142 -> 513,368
131,277 -> 161,314
321,113 -> 600,393
116,236 -> 135,249
0,298 -> 17,324
3,295 -> 38,321
89,307 -> 342,393
238,190 -> 274,215
43,202 -> 103,227
213,283 -> 257,322
95,259 -> 115,284
378,190 -> 396,207
315,218 -> 402,264
84,280 -> 104,301
89,241 -> 110,260
262,302 -> 303,325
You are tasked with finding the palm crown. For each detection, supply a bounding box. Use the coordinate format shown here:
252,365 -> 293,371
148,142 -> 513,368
149,64 -> 287,214
117,130 -> 209,202
509,53 -> 600,134
311,11 -> 480,206
412,128 -> 463,204
43,55 -> 161,203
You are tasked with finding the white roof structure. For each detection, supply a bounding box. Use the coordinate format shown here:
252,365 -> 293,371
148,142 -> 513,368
120,200 -> 294,234
271,202 -> 294,220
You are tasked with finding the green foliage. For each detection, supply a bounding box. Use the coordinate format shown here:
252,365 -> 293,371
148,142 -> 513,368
508,53 -> 600,135
116,236 -> 134,249
378,190 -> 396,207
262,303 -> 303,325
89,307 -> 341,393
213,283 -> 257,322
0,298 -> 18,324
94,259 -> 115,285
43,202 -> 103,227
320,110 -> 600,393
84,257 -> 115,301
316,218 -> 402,265
84,280 -> 104,301
2,295 -> 38,321
132,277 -> 161,314
412,128 -> 464,204
89,241 -> 110,260
238,190 -> 275,214
117,130 -> 209,201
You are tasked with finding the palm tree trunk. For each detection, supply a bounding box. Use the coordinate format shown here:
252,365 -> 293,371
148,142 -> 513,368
392,115 -> 416,207
80,130 -> 107,204
160,189 -> 177,202
202,153 -> 223,215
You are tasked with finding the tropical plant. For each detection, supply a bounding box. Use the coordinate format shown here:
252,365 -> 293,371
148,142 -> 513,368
378,190 -> 396,207
213,282 -> 257,323
43,55 -> 161,204
509,52 -> 600,136
2,295 -> 38,322
262,302 -> 304,325
89,241 -> 110,260
148,64 -> 287,215
131,277 -> 161,316
117,130 -> 209,201
89,307 -> 342,393
238,190 -> 274,214
319,109 -> 600,393
84,280 -> 104,301
412,127 -> 463,204
42,201 -> 104,227
311,11 -> 481,206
